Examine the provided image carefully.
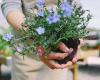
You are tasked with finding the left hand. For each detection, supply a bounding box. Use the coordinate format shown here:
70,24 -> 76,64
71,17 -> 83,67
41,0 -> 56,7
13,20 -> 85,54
57,38 -> 84,68
37,39 -> 84,69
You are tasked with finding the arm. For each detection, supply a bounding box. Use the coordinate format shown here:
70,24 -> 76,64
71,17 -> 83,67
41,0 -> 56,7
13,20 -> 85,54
1,0 -> 25,30
6,11 -> 25,30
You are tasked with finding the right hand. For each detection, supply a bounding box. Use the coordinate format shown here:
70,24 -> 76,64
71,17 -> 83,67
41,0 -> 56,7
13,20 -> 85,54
36,42 -> 73,69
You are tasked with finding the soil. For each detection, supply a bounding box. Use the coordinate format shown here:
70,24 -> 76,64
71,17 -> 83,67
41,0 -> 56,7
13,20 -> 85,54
55,38 -> 80,64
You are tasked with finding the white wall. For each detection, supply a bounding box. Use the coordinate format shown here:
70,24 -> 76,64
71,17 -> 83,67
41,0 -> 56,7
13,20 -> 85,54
81,0 -> 100,30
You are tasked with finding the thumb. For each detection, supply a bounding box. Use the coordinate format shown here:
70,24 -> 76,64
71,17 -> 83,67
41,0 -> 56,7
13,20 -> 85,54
36,46 -> 45,57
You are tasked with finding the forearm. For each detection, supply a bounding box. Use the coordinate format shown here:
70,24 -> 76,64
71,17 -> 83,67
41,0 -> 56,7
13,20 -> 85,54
6,11 -> 25,30
1,0 -> 24,30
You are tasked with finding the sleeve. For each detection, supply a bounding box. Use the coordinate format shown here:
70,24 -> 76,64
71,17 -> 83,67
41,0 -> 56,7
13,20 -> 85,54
1,0 -> 23,17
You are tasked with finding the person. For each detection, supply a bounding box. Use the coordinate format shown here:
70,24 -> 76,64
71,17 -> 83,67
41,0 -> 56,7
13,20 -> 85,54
1,0 -> 82,80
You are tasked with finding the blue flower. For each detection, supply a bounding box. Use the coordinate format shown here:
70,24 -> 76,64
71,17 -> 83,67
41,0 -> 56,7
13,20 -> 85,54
37,0 -> 44,4
63,8 -> 72,17
16,44 -> 24,53
60,1 -> 72,17
37,9 -> 44,17
37,0 -> 44,9
3,32 -> 13,41
16,47 -> 23,53
36,27 -> 45,35
47,14 -> 60,24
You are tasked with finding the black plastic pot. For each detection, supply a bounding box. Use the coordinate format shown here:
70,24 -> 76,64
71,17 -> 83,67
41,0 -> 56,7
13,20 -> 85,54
55,38 -> 80,64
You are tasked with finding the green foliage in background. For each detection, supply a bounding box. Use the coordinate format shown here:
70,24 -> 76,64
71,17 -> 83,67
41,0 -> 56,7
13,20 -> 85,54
0,30 -> 14,57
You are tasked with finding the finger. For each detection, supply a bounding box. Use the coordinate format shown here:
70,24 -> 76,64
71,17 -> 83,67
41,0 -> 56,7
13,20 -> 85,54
39,57 -> 56,69
35,46 -> 45,57
57,42 -> 70,53
46,52 -> 69,60
47,60 -> 62,69
79,38 -> 84,45
72,55 -> 79,63
78,39 -> 84,48
39,56 -> 63,69
61,61 -> 73,69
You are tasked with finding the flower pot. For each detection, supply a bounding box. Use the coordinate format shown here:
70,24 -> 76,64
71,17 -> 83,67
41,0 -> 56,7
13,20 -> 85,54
55,38 -> 80,64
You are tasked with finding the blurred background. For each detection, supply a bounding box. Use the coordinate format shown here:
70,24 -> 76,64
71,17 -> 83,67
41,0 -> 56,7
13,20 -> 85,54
0,0 -> 100,80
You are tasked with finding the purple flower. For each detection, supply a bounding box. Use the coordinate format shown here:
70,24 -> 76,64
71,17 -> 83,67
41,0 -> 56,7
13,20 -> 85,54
37,9 -> 44,17
37,0 -> 44,4
63,8 -> 72,17
60,1 -> 72,17
3,32 -> 13,41
37,0 -> 44,9
16,46 -> 23,53
36,27 -> 45,35
47,14 -> 60,24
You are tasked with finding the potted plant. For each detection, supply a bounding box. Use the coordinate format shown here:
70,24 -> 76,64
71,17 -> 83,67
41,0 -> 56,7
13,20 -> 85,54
3,0 -> 91,64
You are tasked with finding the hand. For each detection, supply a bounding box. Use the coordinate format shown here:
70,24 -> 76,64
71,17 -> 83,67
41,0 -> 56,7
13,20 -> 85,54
36,42 -> 73,69
37,39 -> 84,69
54,39 -> 84,68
